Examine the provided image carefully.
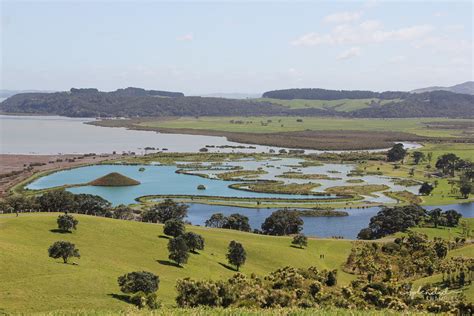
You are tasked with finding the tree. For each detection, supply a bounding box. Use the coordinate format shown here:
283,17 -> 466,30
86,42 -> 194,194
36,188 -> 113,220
117,271 -> 160,309
261,209 -> 303,236
168,236 -> 189,266
48,241 -> 80,263
183,232 -> 205,253
163,219 -> 185,237
435,153 -> 459,177
118,271 -> 159,294
412,151 -> 425,165
459,181 -> 472,199
37,190 -> 75,212
291,234 -> 308,249
387,143 -> 406,162
226,240 -> 246,271
428,208 -> 442,228
73,194 -> 111,216
205,213 -> 226,228
357,205 -> 426,239
112,204 -> 135,220
444,210 -> 462,227
141,199 -> 188,223
326,270 -> 337,286
57,214 -> 78,232
419,182 -> 434,195
222,213 -> 251,232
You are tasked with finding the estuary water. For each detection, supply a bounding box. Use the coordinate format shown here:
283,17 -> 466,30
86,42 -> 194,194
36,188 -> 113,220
0,115 -> 421,155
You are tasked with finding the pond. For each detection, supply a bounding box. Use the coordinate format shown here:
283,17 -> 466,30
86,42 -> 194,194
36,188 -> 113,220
187,203 -> 473,239
26,158 -> 421,205
0,115 -> 421,155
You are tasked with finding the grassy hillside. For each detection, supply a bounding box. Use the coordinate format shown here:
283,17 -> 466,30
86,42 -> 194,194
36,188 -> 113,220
0,213 -> 354,313
138,116 -> 471,138
255,98 -> 400,112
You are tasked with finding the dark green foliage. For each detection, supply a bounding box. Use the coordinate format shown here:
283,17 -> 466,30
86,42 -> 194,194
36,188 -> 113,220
412,151 -> 425,164
459,180 -> 472,198
117,271 -> 159,294
291,234 -> 308,248
72,194 -> 112,216
443,209 -> 462,227
226,241 -> 246,270
221,213 -> 251,232
326,270 -> 337,286
183,232 -> 205,253
387,143 -> 407,162
0,195 -> 37,213
435,153 -> 460,176
204,213 -> 226,228
168,236 -> 189,266
112,204 -> 135,220
163,219 -> 185,237
419,182 -> 434,195
357,205 -> 426,239
428,208 -> 442,228
57,214 -> 78,232
261,209 -> 303,236
37,190 -> 75,212
141,199 -> 188,223
48,241 -> 80,263
117,271 -> 160,309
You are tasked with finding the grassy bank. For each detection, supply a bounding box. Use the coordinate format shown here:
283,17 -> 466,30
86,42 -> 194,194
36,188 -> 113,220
0,213 -> 354,313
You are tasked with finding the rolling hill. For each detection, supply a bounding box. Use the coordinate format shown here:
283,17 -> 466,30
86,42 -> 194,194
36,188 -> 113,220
411,81 -> 474,95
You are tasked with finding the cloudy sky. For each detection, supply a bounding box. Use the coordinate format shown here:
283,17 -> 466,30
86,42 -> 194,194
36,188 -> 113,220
1,0 -> 472,94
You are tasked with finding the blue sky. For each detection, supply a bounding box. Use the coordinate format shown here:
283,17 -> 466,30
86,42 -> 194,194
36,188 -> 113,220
1,0 -> 472,94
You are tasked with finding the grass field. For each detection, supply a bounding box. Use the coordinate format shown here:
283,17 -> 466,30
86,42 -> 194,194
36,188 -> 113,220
138,117 -> 472,138
0,213 -> 355,313
254,98 -> 400,112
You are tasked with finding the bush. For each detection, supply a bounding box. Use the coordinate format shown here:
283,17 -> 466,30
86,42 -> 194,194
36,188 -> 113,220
56,214 -> 78,232
291,234 -> 308,248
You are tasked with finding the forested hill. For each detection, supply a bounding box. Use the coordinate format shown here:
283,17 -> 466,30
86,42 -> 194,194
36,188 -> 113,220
262,88 -> 474,118
0,87 -> 294,118
2,87 -> 473,118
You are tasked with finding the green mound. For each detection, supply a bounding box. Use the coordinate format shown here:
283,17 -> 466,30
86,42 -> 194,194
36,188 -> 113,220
89,172 -> 140,186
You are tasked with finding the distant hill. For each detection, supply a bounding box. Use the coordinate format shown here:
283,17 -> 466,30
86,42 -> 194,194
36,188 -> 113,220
2,86 -> 473,118
411,81 -> 474,95
198,92 -> 261,99
0,89 -> 55,98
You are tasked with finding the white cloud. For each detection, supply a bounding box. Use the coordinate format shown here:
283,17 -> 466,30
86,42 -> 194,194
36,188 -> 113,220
176,33 -> 193,41
337,47 -> 361,60
324,11 -> 362,23
291,22 -> 433,47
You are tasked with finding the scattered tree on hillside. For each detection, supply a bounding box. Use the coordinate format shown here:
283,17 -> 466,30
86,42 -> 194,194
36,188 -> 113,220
435,153 -> 460,177
387,143 -> 407,162
112,204 -> 135,220
205,213 -> 226,228
183,232 -> 205,253
222,213 -> 251,232
117,271 -> 160,309
57,214 -> 78,232
261,209 -> 303,236
412,151 -> 425,165
48,241 -> 80,263
168,236 -> 189,266
419,182 -> 434,195
428,208 -> 442,228
291,234 -> 308,249
163,219 -> 185,237
459,181 -> 472,199
141,199 -> 188,223
226,240 -> 246,271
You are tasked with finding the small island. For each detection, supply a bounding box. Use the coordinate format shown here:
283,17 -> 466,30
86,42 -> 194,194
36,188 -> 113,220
89,172 -> 140,186
197,184 -> 206,190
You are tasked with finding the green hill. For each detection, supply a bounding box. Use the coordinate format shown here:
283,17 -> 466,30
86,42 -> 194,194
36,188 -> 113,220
0,213 -> 354,313
89,172 -> 140,186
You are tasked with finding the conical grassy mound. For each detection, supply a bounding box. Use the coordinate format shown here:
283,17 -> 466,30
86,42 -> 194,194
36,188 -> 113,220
89,172 -> 140,186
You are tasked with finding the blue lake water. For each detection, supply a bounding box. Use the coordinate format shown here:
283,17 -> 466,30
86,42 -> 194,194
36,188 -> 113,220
187,203 -> 473,239
26,164 -> 473,239
27,164 -> 338,204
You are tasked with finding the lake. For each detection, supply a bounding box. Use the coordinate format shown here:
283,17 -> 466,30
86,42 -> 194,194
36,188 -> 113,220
0,115 -> 421,155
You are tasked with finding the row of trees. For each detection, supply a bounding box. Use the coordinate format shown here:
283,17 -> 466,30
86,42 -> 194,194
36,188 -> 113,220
357,205 -> 463,240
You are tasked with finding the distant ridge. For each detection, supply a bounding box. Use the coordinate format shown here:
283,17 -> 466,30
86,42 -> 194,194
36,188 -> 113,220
89,172 -> 140,186
411,81 -> 474,95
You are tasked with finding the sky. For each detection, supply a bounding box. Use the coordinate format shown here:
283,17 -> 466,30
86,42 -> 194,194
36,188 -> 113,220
1,0 -> 473,95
